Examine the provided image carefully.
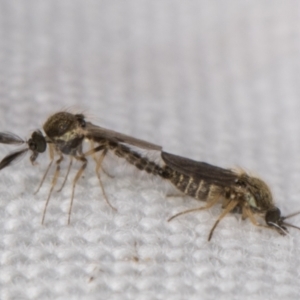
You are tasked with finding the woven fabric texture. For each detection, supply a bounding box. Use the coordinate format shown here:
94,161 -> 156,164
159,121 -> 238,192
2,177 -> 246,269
0,1 -> 300,299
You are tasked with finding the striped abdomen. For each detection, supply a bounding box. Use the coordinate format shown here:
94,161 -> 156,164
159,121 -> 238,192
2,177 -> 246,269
108,142 -> 165,176
166,168 -> 218,201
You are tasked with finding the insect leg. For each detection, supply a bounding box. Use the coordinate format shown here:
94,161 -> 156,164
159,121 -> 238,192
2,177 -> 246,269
168,193 -> 221,222
208,200 -> 239,241
67,155 -> 87,225
95,148 -> 117,211
56,157 -> 73,192
41,152 -> 64,224
241,207 -> 256,223
84,144 -> 117,210
35,144 -> 55,195
242,207 -> 269,229
89,140 -> 114,178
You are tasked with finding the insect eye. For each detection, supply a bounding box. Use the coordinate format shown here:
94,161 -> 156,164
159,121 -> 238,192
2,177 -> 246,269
265,207 -> 281,225
29,131 -> 47,153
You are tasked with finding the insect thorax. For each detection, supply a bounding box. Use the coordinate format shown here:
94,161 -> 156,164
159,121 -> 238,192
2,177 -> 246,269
43,112 -> 86,155
236,174 -> 274,213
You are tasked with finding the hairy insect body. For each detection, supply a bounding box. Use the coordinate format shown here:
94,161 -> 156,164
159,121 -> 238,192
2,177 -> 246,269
161,153 -> 275,213
43,112 -> 86,155
174,168 -> 267,210
161,152 -> 300,240
39,112 -> 164,223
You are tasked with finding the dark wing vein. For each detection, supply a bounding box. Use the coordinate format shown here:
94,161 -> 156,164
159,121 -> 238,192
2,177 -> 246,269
84,122 -> 162,151
162,152 -> 238,186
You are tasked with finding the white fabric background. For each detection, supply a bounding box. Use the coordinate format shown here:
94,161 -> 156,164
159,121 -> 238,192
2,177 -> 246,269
0,1 -> 300,299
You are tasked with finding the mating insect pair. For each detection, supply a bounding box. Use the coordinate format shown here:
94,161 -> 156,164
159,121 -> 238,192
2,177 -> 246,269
0,111 -> 299,240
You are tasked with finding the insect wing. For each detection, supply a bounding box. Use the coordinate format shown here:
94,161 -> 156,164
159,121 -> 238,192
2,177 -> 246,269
0,132 -> 25,145
0,148 -> 28,170
84,122 -> 162,151
162,151 -> 238,186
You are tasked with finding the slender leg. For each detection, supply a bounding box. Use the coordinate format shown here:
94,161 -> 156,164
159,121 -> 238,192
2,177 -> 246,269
95,149 -> 117,211
68,155 -> 87,225
89,141 -> 114,178
208,200 -> 238,241
168,194 -> 221,222
242,207 -> 271,229
41,153 -> 64,224
84,145 -> 117,210
35,144 -> 55,195
56,158 -> 73,192
242,207 -> 260,225
237,207 -> 286,236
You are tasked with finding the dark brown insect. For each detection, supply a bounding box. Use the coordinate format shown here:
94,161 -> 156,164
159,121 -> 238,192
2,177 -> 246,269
0,112 -> 162,224
160,151 -> 300,241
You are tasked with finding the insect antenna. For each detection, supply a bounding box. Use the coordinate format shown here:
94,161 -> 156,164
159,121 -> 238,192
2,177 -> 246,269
0,132 -> 31,170
282,210 -> 300,220
0,149 -> 28,170
0,132 -> 25,145
281,222 -> 300,231
281,211 -> 300,231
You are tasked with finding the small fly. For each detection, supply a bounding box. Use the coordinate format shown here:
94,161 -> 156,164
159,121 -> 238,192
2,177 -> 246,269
0,111 -> 162,224
160,151 -> 300,241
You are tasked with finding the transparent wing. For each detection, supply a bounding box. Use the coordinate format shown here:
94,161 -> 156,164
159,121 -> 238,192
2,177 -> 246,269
84,122 -> 162,151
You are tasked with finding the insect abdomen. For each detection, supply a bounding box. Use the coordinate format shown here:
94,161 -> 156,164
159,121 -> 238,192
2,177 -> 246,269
111,143 -> 164,176
167,169 -> 211,200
